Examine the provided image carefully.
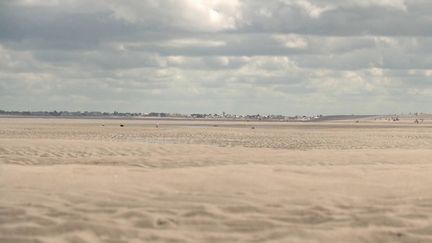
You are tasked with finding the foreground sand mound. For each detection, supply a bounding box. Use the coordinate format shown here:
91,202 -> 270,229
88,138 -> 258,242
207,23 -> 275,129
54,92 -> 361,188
1,118 -> 432,243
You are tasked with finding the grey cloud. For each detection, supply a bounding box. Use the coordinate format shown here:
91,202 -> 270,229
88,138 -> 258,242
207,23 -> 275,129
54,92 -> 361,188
239,0 -> 432,36
1,0 -> 431,114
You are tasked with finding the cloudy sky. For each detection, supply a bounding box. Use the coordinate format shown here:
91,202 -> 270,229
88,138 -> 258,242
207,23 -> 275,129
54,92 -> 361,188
1,0 -> 431,115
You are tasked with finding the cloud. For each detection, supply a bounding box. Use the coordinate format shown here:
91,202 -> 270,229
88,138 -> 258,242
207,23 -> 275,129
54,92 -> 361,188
273,34 -> 308,49
0,0 -> 431,114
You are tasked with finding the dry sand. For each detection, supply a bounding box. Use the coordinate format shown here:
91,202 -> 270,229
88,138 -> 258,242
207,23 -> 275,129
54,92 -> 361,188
1,117 -> 432,243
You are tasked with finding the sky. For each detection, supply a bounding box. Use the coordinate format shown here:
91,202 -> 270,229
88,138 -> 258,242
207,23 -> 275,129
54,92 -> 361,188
0,0 -> 431,115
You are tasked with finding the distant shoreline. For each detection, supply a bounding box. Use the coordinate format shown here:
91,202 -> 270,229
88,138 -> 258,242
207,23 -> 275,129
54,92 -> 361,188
0,114 -> 379,122
0,114 -> 304,122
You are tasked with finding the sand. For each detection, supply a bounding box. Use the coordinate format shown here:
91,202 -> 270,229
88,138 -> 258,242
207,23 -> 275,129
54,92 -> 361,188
1,118 -> 432,243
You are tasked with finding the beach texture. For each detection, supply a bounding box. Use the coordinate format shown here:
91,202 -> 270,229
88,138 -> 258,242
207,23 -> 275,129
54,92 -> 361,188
1,118 -> 432,242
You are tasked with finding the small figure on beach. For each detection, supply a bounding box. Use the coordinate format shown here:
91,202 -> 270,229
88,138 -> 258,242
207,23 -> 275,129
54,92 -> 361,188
120,124 -> 124,127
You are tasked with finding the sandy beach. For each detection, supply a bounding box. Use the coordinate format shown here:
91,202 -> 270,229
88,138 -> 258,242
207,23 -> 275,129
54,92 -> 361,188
1,117 -> 432,243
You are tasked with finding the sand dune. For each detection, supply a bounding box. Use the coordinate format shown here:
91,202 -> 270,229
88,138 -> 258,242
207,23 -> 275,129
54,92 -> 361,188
1,118 -> 432,242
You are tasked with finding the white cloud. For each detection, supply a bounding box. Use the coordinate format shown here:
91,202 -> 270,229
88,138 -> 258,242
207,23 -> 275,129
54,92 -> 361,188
1,0 -> 431,114
293,0 -> 334,18
161,39 -> 227,48
104,0 -> 241,31
273,34 -> 308,49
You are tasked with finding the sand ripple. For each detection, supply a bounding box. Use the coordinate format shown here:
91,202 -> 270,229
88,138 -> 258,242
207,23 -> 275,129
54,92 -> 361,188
2,118 -> 432,242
